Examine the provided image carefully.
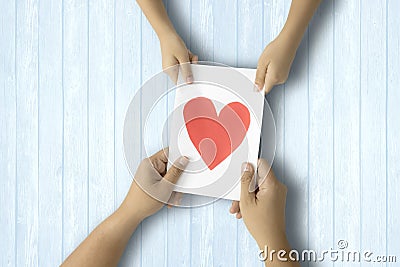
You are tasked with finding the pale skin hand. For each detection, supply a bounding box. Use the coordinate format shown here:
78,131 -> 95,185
232,0 -> 321,214
238,159 -> 299,267
136,0 -> 198,84
61,149 -> 188,267
255,0 -> 321,93
60,153 -> 296,266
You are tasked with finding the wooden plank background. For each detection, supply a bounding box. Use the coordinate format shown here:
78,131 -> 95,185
0,0 -> 399,266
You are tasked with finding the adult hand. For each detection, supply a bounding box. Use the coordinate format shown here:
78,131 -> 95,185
255,34 -> 297,94
160,34 -> 198,84
122,148 -> 189,221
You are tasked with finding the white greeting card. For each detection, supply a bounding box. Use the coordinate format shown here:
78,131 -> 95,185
168,64 -> 264,200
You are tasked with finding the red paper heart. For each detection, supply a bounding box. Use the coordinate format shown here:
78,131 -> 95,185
183,97 -> 250,170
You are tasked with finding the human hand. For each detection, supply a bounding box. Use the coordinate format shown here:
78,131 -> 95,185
121,148 -> 189,221
237,159 -> 288,247
255,34 -> 298,94
160,33 -> 198,84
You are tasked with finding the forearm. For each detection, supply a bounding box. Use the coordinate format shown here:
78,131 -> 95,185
136,0 -> 177,40
280,0 -> 321,48
61,203 -> 141,267
258,233 -> 300,267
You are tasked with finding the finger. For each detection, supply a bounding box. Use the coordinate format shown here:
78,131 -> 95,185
189,51 -> 199,64
177,53 -> 193,83
167,191 -> 181,208
149,148 -> 168,162
264,74 -> 276,94
255,61 -> 268,91
163,63 -> 179,84
257,158 -> 277,190
163,156 -> 189,184
173,192 -> 183,205
235,211 -> 242,219
149,148 -> 169,175
230,201 -> 240,214
240,162 -> 255,202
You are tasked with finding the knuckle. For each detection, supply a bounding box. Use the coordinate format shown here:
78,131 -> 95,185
169,166 -> 182,177
271,73 -> 287,84
241,174 -> 251,184
178,53 -> 189,62
270,73 -> 281,83
257,57 -> 267,67
140,158 -> 151,168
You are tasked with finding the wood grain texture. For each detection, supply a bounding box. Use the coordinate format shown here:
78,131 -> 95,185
165,1 -> 192,266
211,1 -> 238,267
62,0 -> 89,259
87,0 -> 115,233
1,0 -> 399,266
189,1 -> 214,266
281,3 -> 310,260
333,1 -> 361,266
0,0 -> 16,266
387,0 -> 400,261
115,0 -> 142,266
140,3 -> 167,266
237,0 -> 265,266
360,0 -> 387,257
37,0 -> 63,265
307,1 -> 334,265
15,0 -> 39,265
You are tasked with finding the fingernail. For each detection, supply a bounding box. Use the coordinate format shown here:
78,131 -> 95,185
178,156 -> 189,168
241,162 -> 251,174
186,75 -> 193,84
254,83 -> 262,91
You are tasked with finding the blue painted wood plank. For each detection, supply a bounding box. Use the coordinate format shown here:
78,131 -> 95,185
165,0 -> 192,266
360,0 -> 387,257
15,0 -> 39,265
308,1 -> 334,265
211,1 -> 238,266
282,9 -> 310,260
237,0 -> 265,266
387,0 -> 400,261
2,1 -> 400,267
115,0 -> 142,266
190,1 -> 214,266
37,0 -> 63,265
0,0 -> 16,266
62,0 -> 89,259
333,1 -> 361,266
87,0 -> 115,231
140,4 -> 168,267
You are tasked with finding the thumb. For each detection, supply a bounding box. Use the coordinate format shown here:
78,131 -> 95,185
240,162 -> 255,202
163,156 -> 189,184
264,74 -> 276,94
163,63 -> 179,85
255,61 -> 268,91
177,53 -> 194,84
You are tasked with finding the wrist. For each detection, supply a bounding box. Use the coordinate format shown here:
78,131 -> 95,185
278,25 -> 304,51
118,199 -> 144,227
256,229 -> 288,249
157,28 -> 179,43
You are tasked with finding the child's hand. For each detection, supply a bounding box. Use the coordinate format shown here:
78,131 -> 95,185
255,34 -> 297,94
238,159 -> 288,247
121,148 -> 189,221
160,34 -> 198,84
